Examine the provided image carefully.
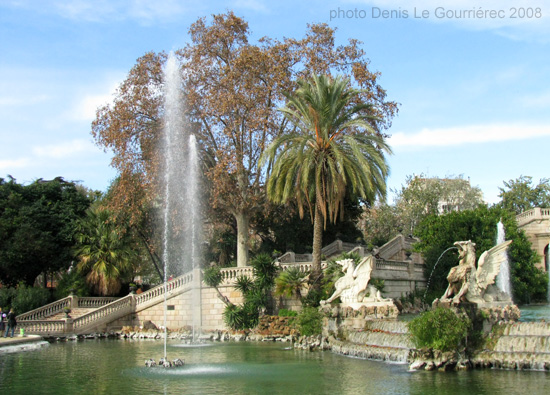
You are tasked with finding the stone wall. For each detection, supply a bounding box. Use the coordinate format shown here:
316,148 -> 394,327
516,207 -> 550,271
106,285 -> 245,332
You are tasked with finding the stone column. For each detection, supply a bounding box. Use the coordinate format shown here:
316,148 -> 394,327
406,252 -> 415,293
69,294 -> 79,309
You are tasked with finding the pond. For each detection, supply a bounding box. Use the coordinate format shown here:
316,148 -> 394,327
1,340 -> 549,394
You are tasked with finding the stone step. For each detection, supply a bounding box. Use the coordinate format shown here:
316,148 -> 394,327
472,350 -> 550,370
493,335 -> 550,353
330,336 -> 410,363
348,330 -> 413,349
47,308 -> 97,320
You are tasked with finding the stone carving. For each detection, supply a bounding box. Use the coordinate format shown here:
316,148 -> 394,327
322,256 -> 391,306
435,240 -> 513,307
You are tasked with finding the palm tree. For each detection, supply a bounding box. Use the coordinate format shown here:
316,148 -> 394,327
74,207 -> 135,296
275,267 -> 308,299
260,74 -> 391,295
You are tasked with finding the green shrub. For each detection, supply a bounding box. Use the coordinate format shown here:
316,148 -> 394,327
203,266 -> 223,288
0,287 -> 16,311
278,309 -> 298,317
275,267 -> 307,299
223,303 -> 259,330
407,307 -> 471,352
296,306 -> 323,336
1,284 -> 51,314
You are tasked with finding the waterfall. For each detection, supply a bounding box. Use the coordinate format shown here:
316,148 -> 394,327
495,220 -> 512,297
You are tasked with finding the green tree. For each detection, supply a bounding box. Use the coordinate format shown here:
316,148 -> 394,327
360,174 -> 484,248
74,207 -> 136,296
414,205 -> 547,304
261,75 -> 391,295
275,267 -> 308,299
0,176 -> 91,286
498,175 -> 550,214
252,193 -> 364,256
92,13 -> 398,268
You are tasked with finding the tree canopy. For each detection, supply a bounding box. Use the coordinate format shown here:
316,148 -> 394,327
362,174 -> 484,247
0,176 -> 91,286
92,12 -> 398,267
498,175 -> 550,214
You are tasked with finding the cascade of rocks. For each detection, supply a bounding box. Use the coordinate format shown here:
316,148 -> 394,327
328,320 -> 412,363
472,322 -> 550,370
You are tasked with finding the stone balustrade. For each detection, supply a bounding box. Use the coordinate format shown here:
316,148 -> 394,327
73,296 -> 134,332
135,271 -> 194,308
219,266 -> 253,285
516,207 -> 550,227
17,319 -> 67,335
78,297 -> 118,308
17,297 -> 71,321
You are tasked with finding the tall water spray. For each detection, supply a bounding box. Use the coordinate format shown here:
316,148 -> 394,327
186,134 -> 203,339
161,52 -> 203,354
495,220 -> 512,298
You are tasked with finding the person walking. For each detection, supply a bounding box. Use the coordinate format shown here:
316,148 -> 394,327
0,307 -> 5,333
4,308 -> 16,338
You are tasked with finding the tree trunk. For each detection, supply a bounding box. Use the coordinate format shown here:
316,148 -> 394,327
235,211 -> 250,267
310,204 -> 324,290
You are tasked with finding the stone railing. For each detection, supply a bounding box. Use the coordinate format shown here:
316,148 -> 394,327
18,319 -> 67,335
278,252 -> 313,263
321,239 -> 360,258
78,297 -> 118,308
219,266 -> 254,285
135,271 -> 195,308
16,297 -> 71,321
72,296 -> 134,332
19,272 -> 197,334
516,207 -> 550,227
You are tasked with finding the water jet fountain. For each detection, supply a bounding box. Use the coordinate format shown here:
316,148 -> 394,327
422,246 -> 458,303
495,220 -> 512,298
154,51 -> 203,365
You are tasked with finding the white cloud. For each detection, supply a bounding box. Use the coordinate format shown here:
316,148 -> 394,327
389,123 -> 550,149
32,139 -> 98,159
0,157 -> 31,171
71,81 -> 119,121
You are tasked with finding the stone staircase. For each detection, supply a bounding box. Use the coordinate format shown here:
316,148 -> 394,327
46,308 -> 97,321
17,269 -> 198,336
472,322 -> 550,370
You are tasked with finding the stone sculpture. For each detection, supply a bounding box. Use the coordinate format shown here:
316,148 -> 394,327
435,240 -> 513,307
322,255 -> 391,307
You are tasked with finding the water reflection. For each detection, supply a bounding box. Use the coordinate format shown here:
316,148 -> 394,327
0,340 -> 548,394
520,304 -> 550,322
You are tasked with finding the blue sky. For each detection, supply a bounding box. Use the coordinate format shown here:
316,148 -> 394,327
1,0 -> 549,204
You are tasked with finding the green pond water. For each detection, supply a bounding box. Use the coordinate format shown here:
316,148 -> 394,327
1,340 -> 549,394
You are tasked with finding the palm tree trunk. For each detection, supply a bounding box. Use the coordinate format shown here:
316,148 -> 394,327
310,203 -> 324,291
